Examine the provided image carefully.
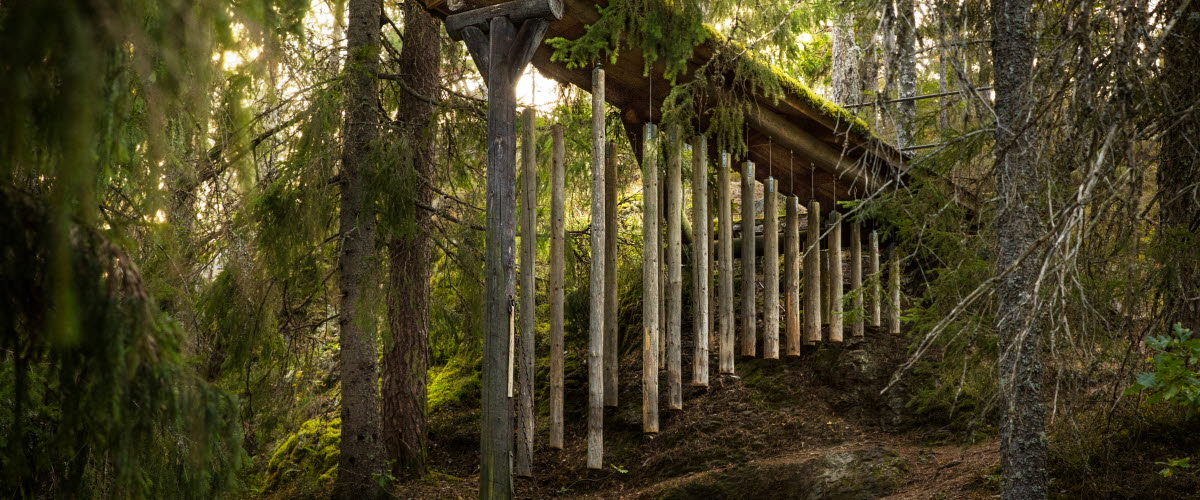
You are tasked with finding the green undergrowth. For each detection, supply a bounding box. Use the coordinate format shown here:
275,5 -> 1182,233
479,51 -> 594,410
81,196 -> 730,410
260,418 -> 341,497
428,357 -> 482,411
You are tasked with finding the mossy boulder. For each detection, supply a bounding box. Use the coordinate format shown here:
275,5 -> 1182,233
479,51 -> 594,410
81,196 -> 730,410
262,418 -> 341,495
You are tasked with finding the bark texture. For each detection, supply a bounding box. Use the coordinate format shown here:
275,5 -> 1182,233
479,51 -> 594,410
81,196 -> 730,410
740,161 -> 757,356
717,153 -> 735,373
641,124 -> 660,433
587,66 -> 606,469
382,0 -> 440,482
831,13 -> 862,106
895,0 -> 918,148
1159,0 -> 1200,331
992,0 -> 1047,496
666,127 -> 682,409
515,108 -> 536,478
336,0 -> 384,496
549,124 -> 565,449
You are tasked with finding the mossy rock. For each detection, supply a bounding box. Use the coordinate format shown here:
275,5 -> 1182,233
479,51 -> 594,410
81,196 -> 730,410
262,418 -> 342,495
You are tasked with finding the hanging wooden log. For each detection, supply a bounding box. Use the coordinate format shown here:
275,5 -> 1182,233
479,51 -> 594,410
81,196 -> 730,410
691,135 -> 710,387
890,252 -> 901,335
804,200 -> 822,344
549,123 -> 565,450
850,221 -> 864,338
762,177 -> 780,359
871,230 -> 882,327
740,161 -> 757,357
516,108 -> 536,478
717,152 -> 735,374
586,66 -> 605,470
659,165 -> 667,368
641,123 -> 660,433
666,126 -> 683,410
784,195 -> 801,355
821,248 -> 830,328
708,166 -> 718,359
604,141 -> 618,408
828,212 -> 844,342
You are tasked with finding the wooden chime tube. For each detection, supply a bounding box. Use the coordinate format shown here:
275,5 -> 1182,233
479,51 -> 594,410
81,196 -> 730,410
762,177 -> 780,359
784,195 -> 801,355
666,126 -> 683,410
870,230 -> 881,327
641,123 -> 660,433
851,221 -> 864,338
586,66 -> 605,470
890,252 -> 901,335
604,141 -> 618,407
804,200 -> 822,343
691,135 -> 710,387
549,124 -> 565,450
828,212 -> 844,342
740,161 -> 757,357
516,108 -> 536,477
717,153 -> 735,373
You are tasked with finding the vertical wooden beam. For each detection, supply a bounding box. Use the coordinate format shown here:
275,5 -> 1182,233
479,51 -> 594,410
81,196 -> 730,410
604,141 -> 618,408
659,167 -> 667,367
740,161 -> 757,357
821,249 -> 830,328
691,135 -> 710,387
850,221 -> 864,338
641,123 -> 660,433
762,178 -> 780,359
828,212 -> 844,342
666,126 -> 683,410
516,108 -> 536,478
870,231 -> 881,327
784,195 -> 801,355
548,124 -> 565,450
586,66 -> 605,470
479,16 -> 517,498
890,252 -> 901,335
804,200 -> 822,344
717,152 -> 735,374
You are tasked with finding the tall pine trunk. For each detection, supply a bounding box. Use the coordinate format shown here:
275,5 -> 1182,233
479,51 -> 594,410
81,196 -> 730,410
991,0 -> 1047,497
895,0 -> 917,148
1159,0 -> 1200,331
383,0 -> 441,481
335,0 -> 384,497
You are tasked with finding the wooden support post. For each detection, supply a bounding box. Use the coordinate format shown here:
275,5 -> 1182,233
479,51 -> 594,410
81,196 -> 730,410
762,178 -> 780,359
740,161 -> 757,357
586,66 -> 605,470
784,196 -> 801,355
453,5 -> 559,494
516,108 -> 536,478
691,135 -> 710,387
828,212 -> 844,342
804,200 -> 822,344
604,141 -> 618,408
641,124 -> 660,433
666,126 -> 683,410
850,221 -> 864,338
717,152 -> 735,374
870,231 -> 881,327
890,252 -> 901,335
549,124 -> 565,450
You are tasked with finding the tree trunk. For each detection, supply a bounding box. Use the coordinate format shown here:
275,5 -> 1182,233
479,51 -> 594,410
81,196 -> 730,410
383,0 -> 441,482
895,0 -> 918,148
831,13 -> 862,106
336,0 -> 384,496
1159,0 -> 1200,331
992,0 -> 1047,495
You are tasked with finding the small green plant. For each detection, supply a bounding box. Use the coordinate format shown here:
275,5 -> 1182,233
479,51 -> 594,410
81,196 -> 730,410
611,464 -> 629,474
1156,457 -> 1192,478
1126,323 -> 1200,414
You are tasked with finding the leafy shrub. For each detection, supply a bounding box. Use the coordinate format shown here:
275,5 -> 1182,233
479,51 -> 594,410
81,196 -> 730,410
1126,323 -> 1200,414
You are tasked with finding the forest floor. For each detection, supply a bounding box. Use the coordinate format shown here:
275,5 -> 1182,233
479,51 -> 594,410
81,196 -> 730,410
393,326 -> 1003,499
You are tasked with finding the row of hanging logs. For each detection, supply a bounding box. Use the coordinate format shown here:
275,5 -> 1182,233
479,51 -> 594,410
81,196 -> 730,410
513,67 -> 904,477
